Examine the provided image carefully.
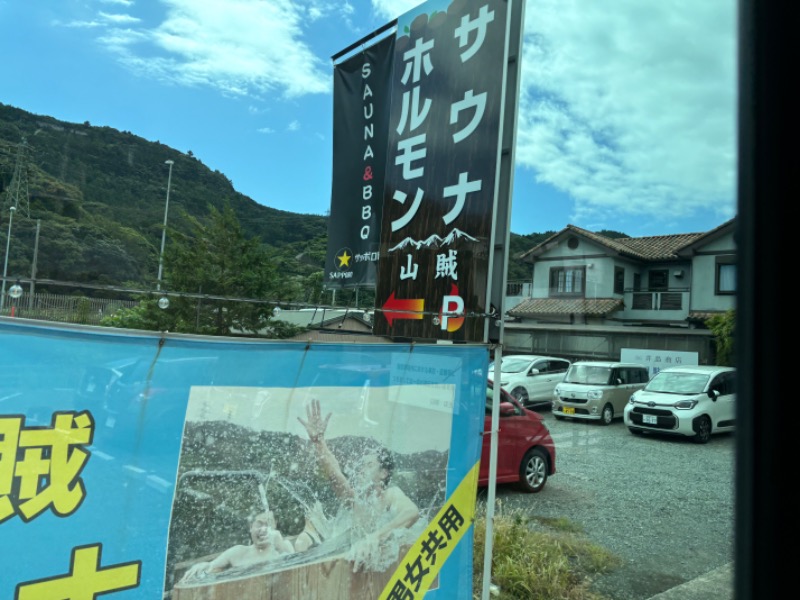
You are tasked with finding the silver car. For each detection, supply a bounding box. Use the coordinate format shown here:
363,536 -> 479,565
552,361 -> 650,425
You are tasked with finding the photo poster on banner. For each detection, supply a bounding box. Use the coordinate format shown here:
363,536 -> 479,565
0,320 -> 489,600
373,0 -> 512,342
324,34 -> 395,288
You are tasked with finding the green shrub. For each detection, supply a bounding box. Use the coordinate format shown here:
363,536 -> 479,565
706,309 -> 735,366
472,504 -> 620,599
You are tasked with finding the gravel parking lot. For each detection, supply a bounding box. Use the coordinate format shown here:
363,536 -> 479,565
478,413 -> 735,600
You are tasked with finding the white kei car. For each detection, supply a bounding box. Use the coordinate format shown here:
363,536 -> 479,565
624,365 -> 736,444
487,354 -> 571,410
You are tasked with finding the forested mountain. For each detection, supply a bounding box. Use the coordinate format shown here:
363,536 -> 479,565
0,102 -> 562,295
0,102 -> 331,289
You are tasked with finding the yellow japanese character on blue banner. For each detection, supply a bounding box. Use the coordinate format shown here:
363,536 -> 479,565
0,411 -> 94,523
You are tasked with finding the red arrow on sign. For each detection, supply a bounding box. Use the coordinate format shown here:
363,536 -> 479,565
382,292 -> 424,326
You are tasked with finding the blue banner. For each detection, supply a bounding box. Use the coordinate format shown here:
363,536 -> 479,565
0,320 -> 488,599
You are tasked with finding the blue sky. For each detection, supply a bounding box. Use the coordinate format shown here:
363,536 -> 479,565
0,0 -> 737,237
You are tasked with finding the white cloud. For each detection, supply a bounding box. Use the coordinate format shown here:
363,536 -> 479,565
371,0 -> 736,230
516,0 -> 737,228
98,0 -> 330,99
370,0 -> 421,21
99,12 -> 140,24
287,120 -> 300,131
61,20 -> 103,28
100,0 -> 134,5
62,0 -> 734,232
257,127 -> 275,134
97,28 -> 147,52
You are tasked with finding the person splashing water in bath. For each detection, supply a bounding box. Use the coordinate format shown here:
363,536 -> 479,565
180,509 -> 293,582
298,398 -> 420,572
293,500 -> 330,553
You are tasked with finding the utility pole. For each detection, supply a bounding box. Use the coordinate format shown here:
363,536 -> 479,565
29,219 -> 40,309
1,138 -> 31,312
157,160 -> 175,291
1,206 -> 15,311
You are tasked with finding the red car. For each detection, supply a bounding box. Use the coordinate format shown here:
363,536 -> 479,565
479,384 -> 557,493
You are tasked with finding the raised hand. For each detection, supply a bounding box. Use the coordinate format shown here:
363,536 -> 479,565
298,398 -> 331,442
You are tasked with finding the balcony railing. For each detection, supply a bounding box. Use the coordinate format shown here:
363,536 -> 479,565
631,291 -> 685,310
506,281 -> 531,297
623,289 -> 690,319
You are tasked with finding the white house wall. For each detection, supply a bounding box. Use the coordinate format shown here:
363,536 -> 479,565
689,230 -> 736,313
531,237 -> 611,299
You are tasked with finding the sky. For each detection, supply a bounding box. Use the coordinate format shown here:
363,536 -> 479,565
0,0 -> 737,237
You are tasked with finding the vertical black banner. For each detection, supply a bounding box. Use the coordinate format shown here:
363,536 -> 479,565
373,0 -> 510,341
324,35 -> 395,287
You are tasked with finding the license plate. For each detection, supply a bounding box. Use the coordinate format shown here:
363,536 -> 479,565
563,407 -> 575,415
643,414 -> 657,425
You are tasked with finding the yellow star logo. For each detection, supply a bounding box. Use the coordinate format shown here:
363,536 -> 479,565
337,250 -> 352,268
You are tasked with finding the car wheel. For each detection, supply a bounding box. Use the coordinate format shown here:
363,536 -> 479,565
628,427 -> 643,435
600,403 -> 614,425
517,447 -> 548,493
692,415 -> 712,444
510,386 -> 529,405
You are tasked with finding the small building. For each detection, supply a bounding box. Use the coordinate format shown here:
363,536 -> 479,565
278,309 -> 393,344
502,219 -> 736,364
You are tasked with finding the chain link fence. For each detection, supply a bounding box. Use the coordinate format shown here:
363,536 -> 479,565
0,291 -> 138,325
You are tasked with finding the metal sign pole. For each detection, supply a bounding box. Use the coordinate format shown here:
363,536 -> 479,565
482,345 -> 504,599
481,0 -> 526,597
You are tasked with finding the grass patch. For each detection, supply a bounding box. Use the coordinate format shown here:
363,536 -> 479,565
531,515 -> 584,535
472,504 -> 621,600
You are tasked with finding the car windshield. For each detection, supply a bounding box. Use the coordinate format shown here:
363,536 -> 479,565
497,358 -> 533,374
486,384 -> 516,409
563,365 -> 612,385
644,371 -> 710,394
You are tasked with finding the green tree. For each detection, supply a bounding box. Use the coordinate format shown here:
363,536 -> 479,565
103,203 -> 303,338
301,271 -> 325,305
100,298 -> 174,331
706,309 -> 735,366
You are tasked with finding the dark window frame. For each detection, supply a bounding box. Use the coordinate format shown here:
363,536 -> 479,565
549,266 -> 586,297
649,269 -> 669,290
614,266 -> 625,294
716,255 -> 736,295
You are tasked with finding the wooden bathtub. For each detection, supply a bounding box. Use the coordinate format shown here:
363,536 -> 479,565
171,544 -> 410,600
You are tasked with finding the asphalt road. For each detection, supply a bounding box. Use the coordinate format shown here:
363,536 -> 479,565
478,411 -> 735,600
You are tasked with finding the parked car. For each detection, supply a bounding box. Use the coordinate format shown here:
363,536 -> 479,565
623,365 -> 736,443
487,354 -> 571,410
479,383 -> 556,493
552,361 -> 650,425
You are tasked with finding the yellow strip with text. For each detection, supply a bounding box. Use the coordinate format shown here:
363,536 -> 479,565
378,461 -> 481,600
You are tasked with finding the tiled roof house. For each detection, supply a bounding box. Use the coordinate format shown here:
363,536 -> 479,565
502,219 -> 736,363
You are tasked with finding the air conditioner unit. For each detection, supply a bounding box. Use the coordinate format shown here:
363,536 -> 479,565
673,270 -> 684,277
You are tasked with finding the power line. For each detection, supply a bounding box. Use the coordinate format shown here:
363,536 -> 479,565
1,138 -> 30,217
